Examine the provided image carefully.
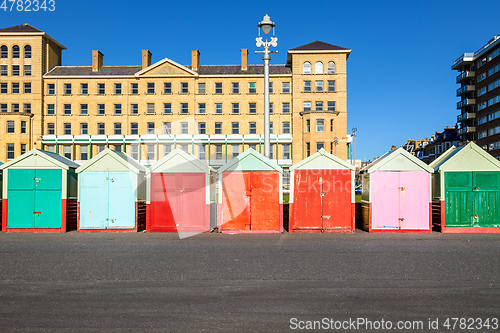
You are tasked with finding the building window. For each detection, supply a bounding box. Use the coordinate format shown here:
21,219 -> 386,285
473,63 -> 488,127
181,122 -> 188,134
80,104 -> 88,115
7,143 -> 14,159
316,142 -> 324,152
48,84 -> 55,95
328,80 -> 336,92
232,103 -> 239,114
0,45 -> 7,58
147,103 -> 155,115
282,102 -> 290,114
97,123 -> 105,135
269,103 -> 273,114
282,82 -> 290,93
163,82 -> 171,94
147,122 -> 155,134
23,103 -> 31,113
315,80 -> 323,92
64,104 -> 71,115
114,123 -> 121,135
131,122 -> 138,135
180,103 -> 188,114
327,101 -> 336,111
63,83 -> 71,95
198,122 -> 206,134
0,65 -> 7,76
80,83 -> 88,94
215,145 -> 223,160
45,145 -> 55,153
303,80 -> 311,92
64,123 -> 71,135
249,122 -> 257,134
180,144 -> 189,152
315,61 -> 323,74
12,103 -> 19,113
12,65 -> 19,76
198,82 -> 206,94
180,82 -> 188,93
80,146 -> 88,161
147,82 -> 155,94
231,82 -> 239,94
12,45 -> 20,58
47,123 -> 55,135
330,119 -> 334,132
306,119 -> 310,132
0,83 -> 7,94
303,101 -> 311,111
12,83 -> 19,93
130,104 -> 138,115
97,83 -> 105,94
163,144 -> 171,156
97,104 -> 105,115
0,103 -> 7,112
47,104 -> 55,115
306,142 -> 310,157
316,101 -> 323,111
198,103 -> 206,114
163,122 -> 171,134
270,122 -> 273,134
130,144 -> 139,160
316,119 -> 324,132
80,123 -> 88,135
24,65 -> 31,76
303,62 -> 311,74
198,145 -> 206,160
214,122 -> 222,134
6,120 -> 14,133
231,145 -> 239,158
248,144 -> 257,152
114,104 -> 122,115
215,103 -> 222,114
269,144 -> 274,159
282,122 -> 290,134
131,83 -> 138,94
249,103 -> 257,114
164,103 -> 171,114
21,144 -> 26,155
114,145 -> 122,153
249,82 -> 257,94
327,61 -> 335,74
232,122 -> 239,134
114,83 -> 122,94
215,82 -> 223,94
283,144 -> 291,159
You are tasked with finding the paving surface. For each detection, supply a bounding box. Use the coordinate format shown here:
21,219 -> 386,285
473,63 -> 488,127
0,231 -> 499,332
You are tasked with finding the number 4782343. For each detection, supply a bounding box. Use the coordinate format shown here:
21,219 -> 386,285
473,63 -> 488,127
1,0 -> 55,11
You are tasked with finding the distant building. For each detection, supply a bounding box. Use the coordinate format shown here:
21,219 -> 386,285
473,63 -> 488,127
453,35 -> 500,158
401,138 -> 430,155
415,126 -> 460,164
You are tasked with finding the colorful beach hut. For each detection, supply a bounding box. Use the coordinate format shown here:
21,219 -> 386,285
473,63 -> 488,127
76,148 -> 146,232
360,147 -> 433,232
146,148 -> 216,233
289,149 -> 355,233
218,148 -> 283,233
0,149 -> 79,232
430,142 -> 500,233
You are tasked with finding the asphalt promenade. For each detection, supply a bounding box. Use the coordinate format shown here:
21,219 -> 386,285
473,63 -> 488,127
0,231 -> 498,332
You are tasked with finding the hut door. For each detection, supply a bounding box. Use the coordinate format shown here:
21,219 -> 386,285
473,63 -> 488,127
221,171 -> 251,231
150,173 -> 178,232
471,172 -> 500,227
445,172 -> 474,226
371,171 -> 399,229
249,171 -> 279,231
398,171 -> 429,230
321,170 -> 352,231
177,173 -> 208,232
291,170 -> 322,231
7,169 -> 61,229
79,172 -> 107,229
107,172 -> 135,229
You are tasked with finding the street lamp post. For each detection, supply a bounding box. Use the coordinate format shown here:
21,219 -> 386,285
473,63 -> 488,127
352,127 -> 357,165
256,14 -> 277,159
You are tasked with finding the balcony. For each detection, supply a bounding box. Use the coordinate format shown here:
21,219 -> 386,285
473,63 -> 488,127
457,112 -> 476,122
458,126 -> 476,135
457,99 -> 476,109
456,71 -> 475,83
452,53 -> 474,70
456,85 -> 475,96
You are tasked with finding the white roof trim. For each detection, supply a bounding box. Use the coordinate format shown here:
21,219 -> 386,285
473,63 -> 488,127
135,58 -> 198,77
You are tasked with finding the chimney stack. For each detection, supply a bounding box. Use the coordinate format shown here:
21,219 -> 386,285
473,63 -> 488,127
241,49 -> 248,71
92,50 -> 103,72
142,50 -> 152,69
191,49 -> 200,72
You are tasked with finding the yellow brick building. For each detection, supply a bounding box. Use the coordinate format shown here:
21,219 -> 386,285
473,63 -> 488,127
0,24 -> 351,168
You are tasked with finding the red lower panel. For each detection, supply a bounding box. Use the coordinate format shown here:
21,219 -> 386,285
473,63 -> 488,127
2,199 -> 6,232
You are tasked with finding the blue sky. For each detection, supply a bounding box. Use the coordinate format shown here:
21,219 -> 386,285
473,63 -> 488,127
2,0 -> 499,161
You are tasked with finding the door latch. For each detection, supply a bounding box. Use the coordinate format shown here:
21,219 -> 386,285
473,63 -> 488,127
106,177 -> 115,182
33,211 -> 41,216
34,178 -> 41,183
398,218 -> 404,221
321,192 -> 326,197
398,187 -> 405,191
